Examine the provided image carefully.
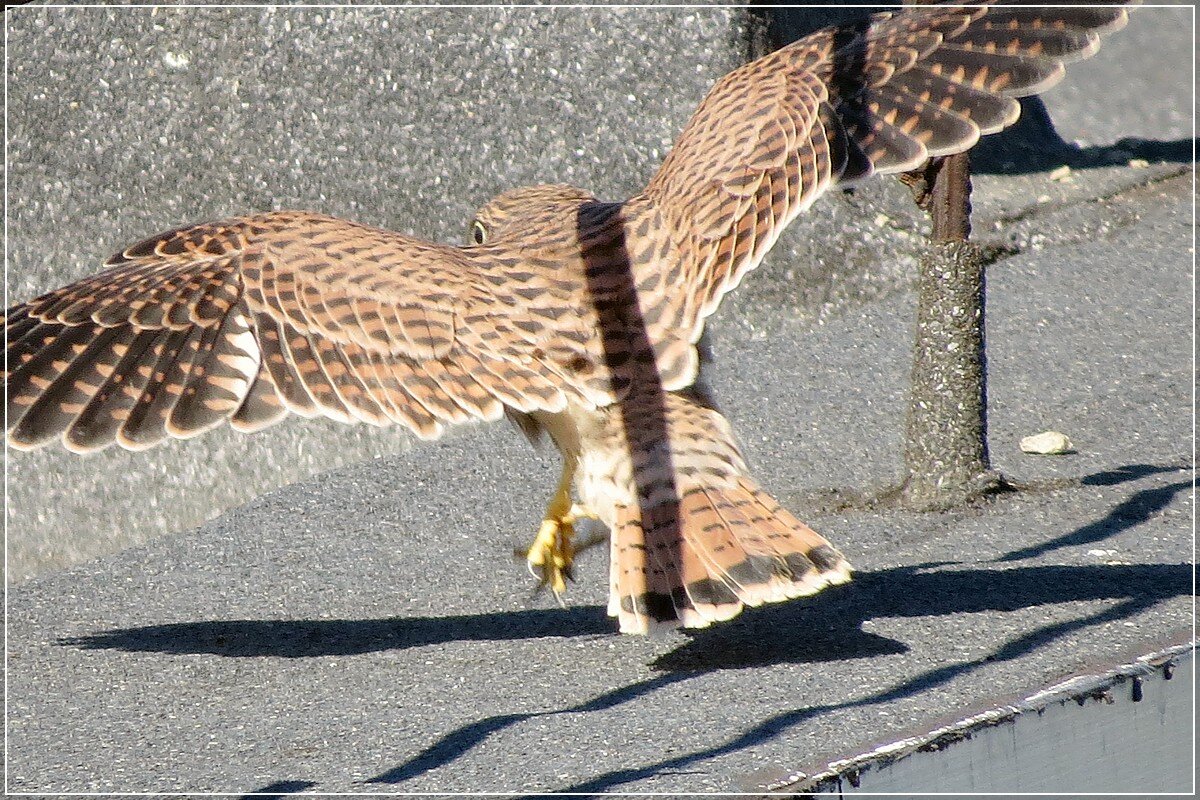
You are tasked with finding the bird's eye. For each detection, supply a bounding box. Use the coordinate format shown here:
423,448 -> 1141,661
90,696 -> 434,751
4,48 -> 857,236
471,220 -> 488,245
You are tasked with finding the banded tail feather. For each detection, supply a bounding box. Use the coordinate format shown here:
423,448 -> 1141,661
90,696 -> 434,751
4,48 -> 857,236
609,474 -> 852,634
599,391 -> 852,634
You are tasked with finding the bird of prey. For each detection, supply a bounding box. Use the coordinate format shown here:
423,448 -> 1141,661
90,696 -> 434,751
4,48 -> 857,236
4,3 -> 1131,633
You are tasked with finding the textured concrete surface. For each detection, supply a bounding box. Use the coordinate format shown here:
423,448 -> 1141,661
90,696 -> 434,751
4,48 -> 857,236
5,5 -> 1195,795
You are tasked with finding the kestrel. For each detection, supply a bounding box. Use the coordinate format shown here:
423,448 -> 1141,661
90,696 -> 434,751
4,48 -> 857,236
5,4 -> 1131,633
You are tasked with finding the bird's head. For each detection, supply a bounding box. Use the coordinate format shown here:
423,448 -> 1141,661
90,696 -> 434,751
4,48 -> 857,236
467,184 -> 596,246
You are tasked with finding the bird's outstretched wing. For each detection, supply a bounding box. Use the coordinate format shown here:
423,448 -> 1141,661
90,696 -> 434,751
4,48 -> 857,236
639,1 -> 1134,332
6,3 -> 1135,454
4,211 -> 609,452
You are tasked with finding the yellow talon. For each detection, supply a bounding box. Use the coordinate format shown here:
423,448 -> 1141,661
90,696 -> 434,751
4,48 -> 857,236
521,456 -> 594,599
527,515 -> 576,597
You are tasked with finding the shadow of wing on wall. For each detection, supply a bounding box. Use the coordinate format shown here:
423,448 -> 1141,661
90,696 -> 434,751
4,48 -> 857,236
751,6 -> 1193,176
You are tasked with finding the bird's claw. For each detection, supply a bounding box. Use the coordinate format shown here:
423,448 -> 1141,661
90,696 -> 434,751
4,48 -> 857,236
524,515 -> 577,598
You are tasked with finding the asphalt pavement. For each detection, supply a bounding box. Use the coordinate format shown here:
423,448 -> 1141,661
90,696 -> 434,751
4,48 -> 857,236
5,6 -> 1195,795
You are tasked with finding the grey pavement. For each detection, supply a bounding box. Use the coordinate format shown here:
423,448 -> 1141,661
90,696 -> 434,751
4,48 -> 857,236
5,6 -> 1196,796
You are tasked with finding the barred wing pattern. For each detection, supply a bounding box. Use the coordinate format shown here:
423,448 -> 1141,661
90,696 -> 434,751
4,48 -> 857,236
5,3 -> 1133,456
4,3 -> 1134,634
4,211 -> 616,452
640,1 -> 1133,340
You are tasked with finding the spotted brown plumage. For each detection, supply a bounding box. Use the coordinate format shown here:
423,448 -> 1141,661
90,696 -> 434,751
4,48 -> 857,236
4,2 -> 1131,633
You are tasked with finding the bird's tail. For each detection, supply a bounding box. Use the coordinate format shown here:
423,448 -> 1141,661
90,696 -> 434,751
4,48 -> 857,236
604,394 -> 852,634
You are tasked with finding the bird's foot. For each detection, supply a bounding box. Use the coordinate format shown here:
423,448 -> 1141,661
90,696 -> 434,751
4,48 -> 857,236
522,503 -> 598,600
